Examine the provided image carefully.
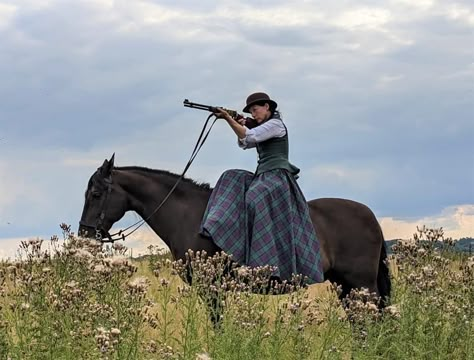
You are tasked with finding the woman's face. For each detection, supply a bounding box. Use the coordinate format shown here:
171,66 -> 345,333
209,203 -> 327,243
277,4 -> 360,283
249,103 -> 271,123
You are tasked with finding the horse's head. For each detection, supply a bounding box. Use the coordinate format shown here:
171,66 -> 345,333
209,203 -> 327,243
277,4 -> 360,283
78,154 -> 129,241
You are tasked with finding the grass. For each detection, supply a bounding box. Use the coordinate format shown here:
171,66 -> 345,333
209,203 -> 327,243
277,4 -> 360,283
0,225 -> 472,359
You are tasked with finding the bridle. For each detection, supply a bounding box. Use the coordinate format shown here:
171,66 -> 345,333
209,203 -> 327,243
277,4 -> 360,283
80,113 -> 218,243
79,176 -> 115,242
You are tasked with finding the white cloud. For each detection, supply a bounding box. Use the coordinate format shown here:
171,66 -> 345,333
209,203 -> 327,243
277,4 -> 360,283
114,227 -> 168,258
0,0 -> 472,255
0,3 -> 16,29
376,74 -> 404,88
230,5 -> 324,27
446,3 -> 474,25
309,164 -> 377,191
391,0 -> 435,11
0,236 -> 31,260
87,0 -> 114,10
0,160 -> 43,219
333,8 -> 392,30
2,0 -> 54,11
62,156 -> 106,168
380,204 -> 474,240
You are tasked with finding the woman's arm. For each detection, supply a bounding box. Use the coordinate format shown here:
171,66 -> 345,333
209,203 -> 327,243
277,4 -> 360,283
214,108 -> 285,148
214,108 -> 247,138
244,119 -> 286,143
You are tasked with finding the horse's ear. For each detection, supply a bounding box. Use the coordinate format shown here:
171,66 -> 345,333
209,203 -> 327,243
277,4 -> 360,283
99,153 -> 115,177
109,153 -> 115,167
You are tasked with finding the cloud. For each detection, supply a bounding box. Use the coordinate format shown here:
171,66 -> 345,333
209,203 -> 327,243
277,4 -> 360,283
0,236 -> 32,260
0,160 -> 44,220
0,3 -> 16,29
446,3 -> 474,25
333,7 -> 392,30
0,0 -> 472,247
114,227 -> 168,258
380,204 -> 474,240
391,0 -> 434,11
308,164 -> 378,193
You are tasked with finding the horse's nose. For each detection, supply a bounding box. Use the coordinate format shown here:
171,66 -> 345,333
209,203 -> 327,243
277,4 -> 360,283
78,224 -> 95,238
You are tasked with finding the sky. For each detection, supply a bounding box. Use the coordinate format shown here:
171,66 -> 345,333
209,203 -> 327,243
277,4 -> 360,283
0,0 -> 473,259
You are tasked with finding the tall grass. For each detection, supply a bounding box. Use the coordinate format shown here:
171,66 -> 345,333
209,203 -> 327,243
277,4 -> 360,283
0,225 -> 472,359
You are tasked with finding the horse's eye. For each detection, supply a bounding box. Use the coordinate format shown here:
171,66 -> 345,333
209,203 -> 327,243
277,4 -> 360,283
92,191 -> 101,198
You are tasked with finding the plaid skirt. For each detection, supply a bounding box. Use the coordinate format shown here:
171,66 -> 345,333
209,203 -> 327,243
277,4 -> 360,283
200,169 -> 324,284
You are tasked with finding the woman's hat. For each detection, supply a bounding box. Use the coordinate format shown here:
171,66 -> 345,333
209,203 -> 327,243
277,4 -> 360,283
242,92 -> 278,113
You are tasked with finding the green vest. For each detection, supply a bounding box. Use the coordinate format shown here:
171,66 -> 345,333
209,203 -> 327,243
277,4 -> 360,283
255,121 -> 300,177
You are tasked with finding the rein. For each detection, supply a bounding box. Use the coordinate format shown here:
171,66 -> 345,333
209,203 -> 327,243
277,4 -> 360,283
92,113 -> 218,243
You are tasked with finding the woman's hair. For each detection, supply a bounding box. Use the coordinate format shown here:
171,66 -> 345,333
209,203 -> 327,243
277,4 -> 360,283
253,100 -> 279,118
272,109 -> 281,119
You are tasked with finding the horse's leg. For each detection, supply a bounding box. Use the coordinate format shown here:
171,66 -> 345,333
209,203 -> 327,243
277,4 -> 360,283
324,244 -> 390,310
308,199 -> 390,308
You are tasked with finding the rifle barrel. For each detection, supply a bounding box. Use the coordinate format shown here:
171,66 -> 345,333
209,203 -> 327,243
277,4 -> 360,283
183,99 -> 216,112
183,99 -> 239,118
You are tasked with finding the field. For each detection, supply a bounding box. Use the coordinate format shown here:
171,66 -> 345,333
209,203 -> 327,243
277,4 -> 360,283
0,225 -> 472,360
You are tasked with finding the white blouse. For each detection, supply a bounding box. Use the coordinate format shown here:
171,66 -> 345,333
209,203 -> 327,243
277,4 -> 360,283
238,118 -> 286,149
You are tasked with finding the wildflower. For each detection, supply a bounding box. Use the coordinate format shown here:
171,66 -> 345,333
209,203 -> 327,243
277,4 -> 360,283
196,352 -> 212,360
112,243 -> 127,253
111,257 -> 129,266
237,266 -> 251,277
128,277 -> 150,294
384,305 -> 401,319
145,340 -> 157,353
289,302 -> 300,314
93,264 -> 108,273
73,248 -> 94,260
95,327 -> 112,354
110,328 -> 121,336
65,280 -> 79,289
367,303 -> 378,312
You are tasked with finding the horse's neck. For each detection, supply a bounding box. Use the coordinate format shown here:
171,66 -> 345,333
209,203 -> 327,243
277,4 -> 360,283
117,169 -> 210,253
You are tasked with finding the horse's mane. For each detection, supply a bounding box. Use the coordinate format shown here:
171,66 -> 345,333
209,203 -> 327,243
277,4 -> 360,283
114,166 -> 212,191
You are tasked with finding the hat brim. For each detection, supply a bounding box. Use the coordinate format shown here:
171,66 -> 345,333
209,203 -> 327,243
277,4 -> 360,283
243,99 -> 278,113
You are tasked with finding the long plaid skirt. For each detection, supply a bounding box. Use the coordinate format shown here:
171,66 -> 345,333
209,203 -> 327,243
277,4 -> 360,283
200,169 -> 324,284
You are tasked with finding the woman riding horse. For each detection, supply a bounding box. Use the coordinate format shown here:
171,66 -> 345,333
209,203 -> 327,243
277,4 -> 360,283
200,92 -> 324,284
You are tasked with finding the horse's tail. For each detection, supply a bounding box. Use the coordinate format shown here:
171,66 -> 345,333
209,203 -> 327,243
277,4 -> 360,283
377,240 -> 391,308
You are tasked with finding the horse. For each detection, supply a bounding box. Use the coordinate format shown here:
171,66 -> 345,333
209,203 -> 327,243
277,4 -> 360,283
78,155 -> 391,309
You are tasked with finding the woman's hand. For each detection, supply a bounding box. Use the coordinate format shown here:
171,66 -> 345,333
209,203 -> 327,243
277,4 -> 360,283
236,117 -> 247,126
213,107 -> 233,121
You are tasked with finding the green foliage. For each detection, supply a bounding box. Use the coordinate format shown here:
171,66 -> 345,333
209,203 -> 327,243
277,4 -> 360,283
0,225 -> 472,359
0,224 -> 150,359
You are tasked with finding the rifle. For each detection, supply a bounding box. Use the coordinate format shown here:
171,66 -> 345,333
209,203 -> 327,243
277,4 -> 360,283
183,99 -> 258,129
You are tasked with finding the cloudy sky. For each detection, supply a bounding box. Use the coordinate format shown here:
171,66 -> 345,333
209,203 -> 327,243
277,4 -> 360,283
0,0 -> 473,258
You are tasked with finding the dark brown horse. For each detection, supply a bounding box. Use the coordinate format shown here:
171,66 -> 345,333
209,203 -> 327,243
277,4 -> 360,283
79,155 -> 391,306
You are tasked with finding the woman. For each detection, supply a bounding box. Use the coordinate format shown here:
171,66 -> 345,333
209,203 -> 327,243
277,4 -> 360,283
200,92 -> 324,284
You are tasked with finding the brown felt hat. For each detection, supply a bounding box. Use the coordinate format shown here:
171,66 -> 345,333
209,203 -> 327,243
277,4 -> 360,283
242,92 -> 278,113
